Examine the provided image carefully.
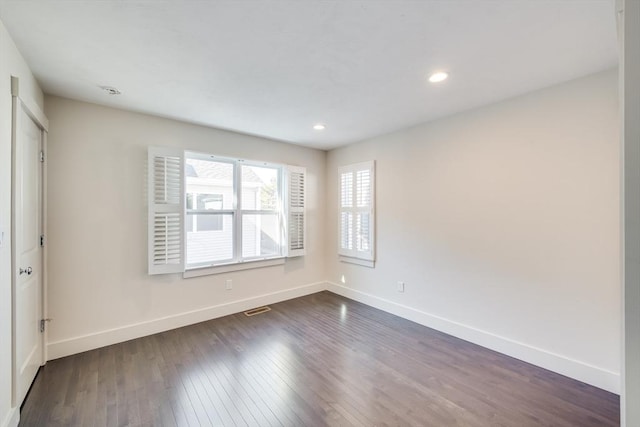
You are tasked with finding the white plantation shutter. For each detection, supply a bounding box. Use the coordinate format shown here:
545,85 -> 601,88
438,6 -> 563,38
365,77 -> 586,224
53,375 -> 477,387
286,166 -> 306,257
148,147 -> 185,274
339,161 -> 375,264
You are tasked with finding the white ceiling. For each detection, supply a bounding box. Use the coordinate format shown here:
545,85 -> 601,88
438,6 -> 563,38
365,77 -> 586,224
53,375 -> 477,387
0,1 -> 618,150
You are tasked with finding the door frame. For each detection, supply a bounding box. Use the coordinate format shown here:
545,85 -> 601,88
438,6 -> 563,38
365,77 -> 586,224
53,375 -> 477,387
10,76 -> 49,407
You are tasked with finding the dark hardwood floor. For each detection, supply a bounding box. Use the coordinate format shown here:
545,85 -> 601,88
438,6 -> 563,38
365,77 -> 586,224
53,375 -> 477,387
19,291 -> 619,426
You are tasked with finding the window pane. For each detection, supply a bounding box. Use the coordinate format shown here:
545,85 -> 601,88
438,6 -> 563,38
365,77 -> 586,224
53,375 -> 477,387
241,165 -> 278,210
189,213 -> 223,231
186,214 -> 233,265
186,158 -> 233,210
242,214 -> 281,258
341,172 -> 353,208
187,193 -> 224,210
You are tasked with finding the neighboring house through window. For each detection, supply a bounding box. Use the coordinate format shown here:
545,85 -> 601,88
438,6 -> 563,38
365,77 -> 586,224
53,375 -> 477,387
187,193 -> 224,232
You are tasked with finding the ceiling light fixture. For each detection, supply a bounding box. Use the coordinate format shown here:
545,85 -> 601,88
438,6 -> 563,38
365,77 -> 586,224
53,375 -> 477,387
99,85 -> 121,95
313,124 -> 326,130
428,72 -> 448,83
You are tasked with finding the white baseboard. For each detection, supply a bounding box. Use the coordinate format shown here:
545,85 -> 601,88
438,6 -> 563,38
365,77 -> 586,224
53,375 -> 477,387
47,281 -> 326,360
46,280 -> 620,395
326,282 -> 620,394
1,407 -> 19,427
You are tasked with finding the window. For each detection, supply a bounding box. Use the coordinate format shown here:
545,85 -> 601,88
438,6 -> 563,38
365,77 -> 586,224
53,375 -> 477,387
148,147 -> 306,275
187,194 -> 224,231
338,161 -> 375,266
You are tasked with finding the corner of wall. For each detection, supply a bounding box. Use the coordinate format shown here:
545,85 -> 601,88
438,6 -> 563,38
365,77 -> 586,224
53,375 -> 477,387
322,148 -> 332,283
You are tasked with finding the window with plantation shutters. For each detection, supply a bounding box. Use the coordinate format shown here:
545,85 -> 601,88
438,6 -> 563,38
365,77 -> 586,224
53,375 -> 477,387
286,166 -> 306,257
148,147 -> 185,274
338,161 -> 375,266
148,146 -> 307,277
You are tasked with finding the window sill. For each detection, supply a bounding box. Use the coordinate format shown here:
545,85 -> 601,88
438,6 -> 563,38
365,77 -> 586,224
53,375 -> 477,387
339,255 -> 375,268
183,257 -> 285,278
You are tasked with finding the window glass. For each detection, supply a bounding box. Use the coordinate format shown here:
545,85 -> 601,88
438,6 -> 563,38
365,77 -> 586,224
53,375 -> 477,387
186,214 -> 233,265
242,214 -> 281,258
188,193 -> 224,210
185,155 -> 284,267
241,165 -> 278,211
186,159 -> 234,210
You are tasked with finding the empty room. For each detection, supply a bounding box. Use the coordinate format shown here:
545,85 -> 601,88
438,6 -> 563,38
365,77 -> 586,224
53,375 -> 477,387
1,1 -> 639,426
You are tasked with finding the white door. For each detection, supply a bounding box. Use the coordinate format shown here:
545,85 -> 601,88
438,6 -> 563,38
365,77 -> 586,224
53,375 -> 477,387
12,100 -> 43,407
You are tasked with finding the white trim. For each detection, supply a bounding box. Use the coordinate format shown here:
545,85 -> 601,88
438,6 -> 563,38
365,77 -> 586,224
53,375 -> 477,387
43,279 -> 621,395
233,157 -> 242,262
326,282 -> 620,394
186,150 -> 283,169
285,165 -> 306,257
183,257 -> 285,278
184,152 -> 287,268
148,147 -> 185,274
47,281 -> 326,360
1,407 -> 19,427
10,76 -> 48,131
338,161 -> 375,262
10,77 -> 48,409
41,131 -> 48,364
620,0 -> 640,424
339,255 -> 375,268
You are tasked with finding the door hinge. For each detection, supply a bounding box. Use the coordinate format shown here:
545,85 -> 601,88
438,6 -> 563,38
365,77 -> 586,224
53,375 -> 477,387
39,150 -> 44,162
40,235 -> 45,247
40,318 -> 51,333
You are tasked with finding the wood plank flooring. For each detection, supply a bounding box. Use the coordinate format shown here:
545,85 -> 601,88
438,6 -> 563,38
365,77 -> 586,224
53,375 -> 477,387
19,291 -> 619,426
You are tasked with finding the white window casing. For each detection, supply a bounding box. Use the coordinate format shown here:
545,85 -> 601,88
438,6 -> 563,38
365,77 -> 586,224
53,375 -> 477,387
148,147 -> 185,274
338,161 -> 375,266
148,146 -> 307,276
285,165 -> 306,257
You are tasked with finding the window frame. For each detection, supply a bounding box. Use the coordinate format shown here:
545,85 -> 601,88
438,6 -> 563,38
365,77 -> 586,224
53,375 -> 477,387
338,161 -> 375,267
237,160 -> 285,262
148,146 -> 306,277
185,151 -> 285,270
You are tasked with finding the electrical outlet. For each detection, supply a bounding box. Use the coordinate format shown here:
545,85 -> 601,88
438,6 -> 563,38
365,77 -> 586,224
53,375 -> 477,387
225,279 -> 233,290
397,281 -> 405,293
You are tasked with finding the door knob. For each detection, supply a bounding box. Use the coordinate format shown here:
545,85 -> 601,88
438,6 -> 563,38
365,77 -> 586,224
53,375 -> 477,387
19,267 -> 33,275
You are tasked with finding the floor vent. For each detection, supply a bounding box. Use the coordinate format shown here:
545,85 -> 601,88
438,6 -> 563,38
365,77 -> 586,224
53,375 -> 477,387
244,306 -> 271,316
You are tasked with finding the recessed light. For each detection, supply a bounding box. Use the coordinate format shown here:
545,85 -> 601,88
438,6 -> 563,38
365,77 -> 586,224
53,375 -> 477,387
313,124 -> 326,130
99,85 -> 121,95
428,72 -> 448,83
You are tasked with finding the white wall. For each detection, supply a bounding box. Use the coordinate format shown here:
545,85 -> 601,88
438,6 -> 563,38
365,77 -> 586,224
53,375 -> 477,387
326,69 -> 621,393
44,96 -> 327,359
0,18 -> 44,427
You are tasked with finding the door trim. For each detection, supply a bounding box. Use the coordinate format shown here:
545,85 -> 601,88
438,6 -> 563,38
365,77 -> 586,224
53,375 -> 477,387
10,76 -> 49,407
10,77 -> 48,131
